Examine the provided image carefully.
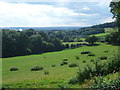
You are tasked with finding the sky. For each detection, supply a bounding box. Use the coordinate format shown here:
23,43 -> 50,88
0,0 -> 115,27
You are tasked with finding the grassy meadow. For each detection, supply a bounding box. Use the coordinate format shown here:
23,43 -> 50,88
2,42 -> 119,88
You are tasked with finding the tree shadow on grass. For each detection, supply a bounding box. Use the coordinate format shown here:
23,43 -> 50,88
87,43 -> 100,46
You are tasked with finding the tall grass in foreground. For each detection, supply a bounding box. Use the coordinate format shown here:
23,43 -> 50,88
68,55 -> 120,84
91,76 -> 120,89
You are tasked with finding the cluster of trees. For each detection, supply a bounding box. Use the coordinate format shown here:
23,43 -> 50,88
91,22 -> 116,28
105,31 -> 120,45
47,28 -> 104,42
2,29 -> 64,58
47,22 -> 117,42
105,1 -> 120,46
85,36 -> 98,45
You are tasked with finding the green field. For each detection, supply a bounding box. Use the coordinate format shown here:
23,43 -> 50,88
2,43 -> 119,88
104,28 -> 117,33
90,33 -> 110,37
63,41 -> 87,45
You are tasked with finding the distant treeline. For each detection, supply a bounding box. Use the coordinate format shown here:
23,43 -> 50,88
2,29 -> 65,58
90,22 -> 116,28
2,22 -> 118,58
47,22 -> 116,42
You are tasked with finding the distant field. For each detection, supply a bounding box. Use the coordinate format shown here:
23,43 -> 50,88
2,43 -> 118,88
90,28 -> 116,37
90,33 -> 110,37
104,28 -> 117,33
63,41 -> 87,45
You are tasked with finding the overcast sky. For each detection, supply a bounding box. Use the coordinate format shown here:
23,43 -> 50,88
0,0 -> 115,27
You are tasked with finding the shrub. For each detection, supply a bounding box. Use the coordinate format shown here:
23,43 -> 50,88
90,59 -> 94,62
76,56 -> 80,60
60,62 -> 68,66
63,59 -> 68,61
69,63 -> 79,67
44,71 -> 49,75
31,66 -> 43,71
83,61 -> 86,63
68,77 -> 78,84
99,56 -> 107,60
104,51 -> 108,53
10,67 -> 19,71
61,63 -> 64,66
88,53 -> 95,56
69,55 -> 120,85
81,51 -> 91,54
52,65 -> 56,67
91,77 -> 120,89
76,65 -> 94,84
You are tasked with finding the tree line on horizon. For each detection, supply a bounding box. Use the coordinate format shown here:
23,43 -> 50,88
2,29 -> 65,58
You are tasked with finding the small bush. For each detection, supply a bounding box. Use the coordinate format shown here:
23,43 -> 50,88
10,67 -> 19,71
91,77 -> 120,89
83,61 -> 86,63
88,53 -> 95,56
81,51 -> 91,54
76,65 -> 94,84
99,56 -> 107,60
61,63 -> 64,66
68,77 -> 78,84
69,55 -> 120,85
69,63 -> 79,67
44,71 -> 49,75
31,66 -> 43,71
76,56 -> 80,60
104,51 -> 108,53
63,59 -> 68,61
52,65 -> 56,67
60,62 -> 68,66
90,59 -> 94,62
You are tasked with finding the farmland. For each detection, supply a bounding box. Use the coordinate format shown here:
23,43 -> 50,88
2,42 -> 119,88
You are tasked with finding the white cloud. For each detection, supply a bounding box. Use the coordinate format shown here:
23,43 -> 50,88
99,17 -> 115,23
0,1 -> 98,27
82,7 -> 90,10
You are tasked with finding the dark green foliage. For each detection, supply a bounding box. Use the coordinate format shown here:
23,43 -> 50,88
81,51 -> 91,54
70,44 -> 76,49
88,53 -> 95,56
69,55 -> 120,84
69,63 -> 79,67
91,22 -> 116,28
68,77 -> 78,84
63,59 -> 68,61
90,59 -> 94,62
76,65 -> 94,84
10,67 -> 19,71
83,61 -> 86,63
75,56 -> 80,60
105,32 -> 120,46
91,77 -> 120,89
44,71 -> 49,75
31,66 -> 43,71
99,56 -> 107,60
104,51 -> 108,53
51,38 -> 64,51
85,36 -> 98,45
52,65 -> 56,67
60,62 -> 68,66
2,29 -> 65,58
64,44 -> 69,49
110,1 -> 120,31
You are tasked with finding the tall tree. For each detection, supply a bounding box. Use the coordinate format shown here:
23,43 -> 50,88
85,36 -> 98,45
110,1 -> 120,32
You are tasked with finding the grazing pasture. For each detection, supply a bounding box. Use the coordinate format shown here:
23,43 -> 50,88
2,43 -> 118,88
